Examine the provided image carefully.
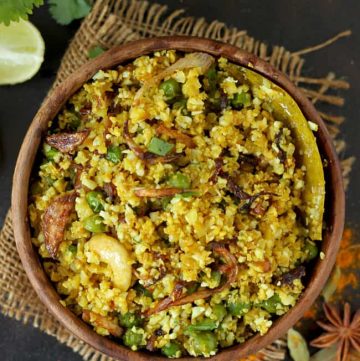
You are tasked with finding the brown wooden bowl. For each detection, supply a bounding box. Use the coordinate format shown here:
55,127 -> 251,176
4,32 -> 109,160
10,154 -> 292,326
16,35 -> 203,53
12,36 -> 345,360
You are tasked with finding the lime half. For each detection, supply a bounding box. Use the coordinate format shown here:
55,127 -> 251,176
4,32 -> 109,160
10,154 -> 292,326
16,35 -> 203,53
0,20 -> 45,85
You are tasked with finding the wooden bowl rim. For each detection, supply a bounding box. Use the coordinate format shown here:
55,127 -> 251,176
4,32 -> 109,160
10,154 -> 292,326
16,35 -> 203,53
12,36 -> 345,361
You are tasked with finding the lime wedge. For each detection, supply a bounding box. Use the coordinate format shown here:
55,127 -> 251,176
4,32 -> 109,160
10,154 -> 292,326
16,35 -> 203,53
0,20 -> 45,85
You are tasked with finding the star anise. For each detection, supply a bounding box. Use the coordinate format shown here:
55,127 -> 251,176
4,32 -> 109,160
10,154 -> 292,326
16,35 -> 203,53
311,302 -> 360,361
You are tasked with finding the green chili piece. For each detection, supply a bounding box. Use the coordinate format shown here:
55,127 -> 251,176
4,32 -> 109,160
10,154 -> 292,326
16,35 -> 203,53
147,137 -> 174,156
168,173 -> 191,189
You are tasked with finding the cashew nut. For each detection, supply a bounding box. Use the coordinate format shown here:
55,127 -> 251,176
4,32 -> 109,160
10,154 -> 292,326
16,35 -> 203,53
87,233 -> 132,291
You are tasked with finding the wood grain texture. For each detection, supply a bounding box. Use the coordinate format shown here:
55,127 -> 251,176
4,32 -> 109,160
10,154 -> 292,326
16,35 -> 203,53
11,36 -> 345,361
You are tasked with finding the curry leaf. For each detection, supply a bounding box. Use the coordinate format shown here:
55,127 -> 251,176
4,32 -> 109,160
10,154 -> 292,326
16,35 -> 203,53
48,0 -> 91,25
287,328 -> 310,361
321,265 -> 341,302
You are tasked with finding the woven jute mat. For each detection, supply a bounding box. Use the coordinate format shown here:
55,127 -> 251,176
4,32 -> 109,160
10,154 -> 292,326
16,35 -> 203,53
0,1 -> 355,360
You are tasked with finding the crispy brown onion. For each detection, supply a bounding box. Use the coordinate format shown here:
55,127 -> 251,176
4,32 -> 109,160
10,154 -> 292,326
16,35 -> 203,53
82,310 -> 123,337
46,129 -> 89,153
144,243 -> 238,316
42,191 -> 76,258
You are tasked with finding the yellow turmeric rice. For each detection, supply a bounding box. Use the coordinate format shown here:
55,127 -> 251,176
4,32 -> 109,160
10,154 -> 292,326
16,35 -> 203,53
29,50 -> 324,358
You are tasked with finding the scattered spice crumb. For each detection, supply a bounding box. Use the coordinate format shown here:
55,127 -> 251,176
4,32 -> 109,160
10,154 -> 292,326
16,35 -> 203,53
303,308 -> 316,320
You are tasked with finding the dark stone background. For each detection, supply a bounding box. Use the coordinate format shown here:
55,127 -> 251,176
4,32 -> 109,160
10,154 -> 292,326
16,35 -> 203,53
0,0 -> 358,359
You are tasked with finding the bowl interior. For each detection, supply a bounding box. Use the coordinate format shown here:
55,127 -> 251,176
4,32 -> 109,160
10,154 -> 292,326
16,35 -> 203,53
12,36 -> 345,361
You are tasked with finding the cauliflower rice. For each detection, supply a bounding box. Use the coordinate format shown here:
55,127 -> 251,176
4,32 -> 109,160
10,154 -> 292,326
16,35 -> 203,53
28,50 -> 324,358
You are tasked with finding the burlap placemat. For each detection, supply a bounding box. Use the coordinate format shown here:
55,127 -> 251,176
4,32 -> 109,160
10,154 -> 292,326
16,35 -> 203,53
0,1 -> 354,360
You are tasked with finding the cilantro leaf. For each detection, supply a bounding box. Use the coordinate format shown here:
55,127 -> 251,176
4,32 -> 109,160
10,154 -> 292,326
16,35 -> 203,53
88,46 -> 105,59
49,0 -> 91,25
0,0 -> 44,26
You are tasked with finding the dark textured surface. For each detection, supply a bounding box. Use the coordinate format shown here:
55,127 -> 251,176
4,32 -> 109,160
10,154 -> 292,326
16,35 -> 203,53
0,0 -> 358,360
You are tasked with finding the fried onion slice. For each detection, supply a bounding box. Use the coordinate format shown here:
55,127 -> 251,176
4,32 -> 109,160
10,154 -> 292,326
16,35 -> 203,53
156,124 -> 196,149
145,243 -> 238,316
46,129 -> 89,153
82,310 -> 123,337
42,191 -> 76,258
134,187 -> 189,198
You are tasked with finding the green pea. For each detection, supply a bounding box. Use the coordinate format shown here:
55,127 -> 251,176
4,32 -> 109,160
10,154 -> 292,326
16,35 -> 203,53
161,341 -> 182,358
227,302 -> 250,317
106,145 -> 124,164
86,191 -> 104,213
304,240 -> 318,261
123,329 -> 144,347
231,92 -> 251,109
159,78 -> 181,102
119,312 -> 142,328
187,318 -> 217,332
83,215 -> 106,233
168,173 -> 191,189
147,137 -> 174,156
43,144 -> 59,161
68,244 -> 77,254
85,191 -> 104,213
189,331 -> 218,357
260,294 -> 282,314
212,304 -> 227,321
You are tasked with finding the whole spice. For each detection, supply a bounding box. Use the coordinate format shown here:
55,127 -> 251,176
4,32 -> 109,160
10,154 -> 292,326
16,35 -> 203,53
311,302 -> 360,361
